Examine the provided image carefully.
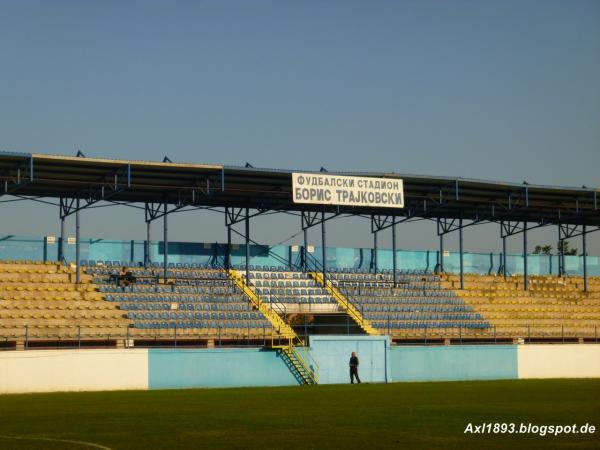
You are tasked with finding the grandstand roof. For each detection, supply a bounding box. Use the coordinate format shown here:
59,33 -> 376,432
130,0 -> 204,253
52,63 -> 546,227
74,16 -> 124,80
1,151 -> 598,226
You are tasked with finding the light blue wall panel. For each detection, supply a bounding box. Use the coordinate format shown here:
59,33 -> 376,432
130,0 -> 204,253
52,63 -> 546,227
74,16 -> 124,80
230,244 -> 291,268
0,235 -> 47,261
148,348 -> 299,389
1,234 -> 599,276
390,345 -> 518,382
308,335 -> 390,384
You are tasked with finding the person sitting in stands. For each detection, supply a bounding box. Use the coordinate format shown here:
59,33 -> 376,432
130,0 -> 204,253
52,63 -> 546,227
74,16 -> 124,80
118,266 -> 135,287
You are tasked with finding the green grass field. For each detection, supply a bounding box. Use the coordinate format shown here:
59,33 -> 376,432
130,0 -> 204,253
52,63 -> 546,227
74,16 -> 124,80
0,379 -> 598,449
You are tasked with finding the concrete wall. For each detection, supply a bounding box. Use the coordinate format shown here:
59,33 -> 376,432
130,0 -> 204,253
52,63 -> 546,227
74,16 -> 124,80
390,345 -> 518,382
0,349 -> 148,394
308,335 -> 390,384
147,348 -> 299,389
517,344 -> 600,379
1,344 -> 600,394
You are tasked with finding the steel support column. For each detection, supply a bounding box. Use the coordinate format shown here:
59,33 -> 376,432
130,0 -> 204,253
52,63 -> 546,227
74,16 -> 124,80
144,203 -> 163,269
501,220 -> 551,290
163,202 -> 168,280
562,241 -> 566,277
557,223 -> 600,291
145,221 -> 151,268
523,222 -> 528,291
322,212 -> 327,283
75,199 -> 81,284
226,225 -> 232,270
557,226 -> 562,277
245,208 -> 250,284
392,219 -> 397,287
583,224 -> 588,292
502,236 -> 507,280
302,227 -> 308,271
373,230 -> 378,274
459,218 -> 464,290
439,233 -> 444,273
59,215 -> 65,263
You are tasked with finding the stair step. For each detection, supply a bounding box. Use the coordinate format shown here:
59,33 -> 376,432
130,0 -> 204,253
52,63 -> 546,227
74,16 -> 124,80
310,271 -> 378,336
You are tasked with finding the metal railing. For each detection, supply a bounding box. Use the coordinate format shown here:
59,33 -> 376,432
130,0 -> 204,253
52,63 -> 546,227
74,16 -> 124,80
1,323 -> 598,350
386,324 -> 600,344
0,324 -> 292,350
223,267 -> 303,346
288,342 -> 320,384
290,313 -> 368,341
304,252 -> 368,326
213,259 -> 290,318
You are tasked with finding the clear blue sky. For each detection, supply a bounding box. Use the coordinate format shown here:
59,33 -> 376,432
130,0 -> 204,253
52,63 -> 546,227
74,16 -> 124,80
1,0 -> 599,253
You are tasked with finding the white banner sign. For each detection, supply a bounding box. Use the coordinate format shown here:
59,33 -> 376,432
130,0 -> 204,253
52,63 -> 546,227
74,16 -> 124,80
292,173 -> 404,208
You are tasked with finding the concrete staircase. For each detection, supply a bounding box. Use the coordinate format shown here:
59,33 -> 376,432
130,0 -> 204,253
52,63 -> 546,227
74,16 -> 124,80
309,271 -> 379,335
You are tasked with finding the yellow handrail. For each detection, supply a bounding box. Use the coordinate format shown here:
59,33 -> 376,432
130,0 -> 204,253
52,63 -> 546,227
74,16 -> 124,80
228,269 -> 301,343
309,271 -> 378,335
289,343 -> 319,384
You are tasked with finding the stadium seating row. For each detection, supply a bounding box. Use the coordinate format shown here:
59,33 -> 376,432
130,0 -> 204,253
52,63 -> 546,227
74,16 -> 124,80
83,263 -> 277,339
327,271 -> 491,335
2,257 -> 599,342
246,270 -> 338,310
442,274 -> 600,337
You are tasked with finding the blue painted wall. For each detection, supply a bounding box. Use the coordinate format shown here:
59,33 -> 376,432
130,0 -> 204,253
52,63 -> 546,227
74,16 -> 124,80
309,335 -> 390,384
389,345 -> 518,382
147,343 -> 517,387
305,246 -> 599,276
148,348 -> 300,389
0,234 -> 598,276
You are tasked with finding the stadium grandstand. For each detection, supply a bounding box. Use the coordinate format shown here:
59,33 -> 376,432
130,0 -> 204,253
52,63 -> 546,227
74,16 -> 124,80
1,151 -> 599,384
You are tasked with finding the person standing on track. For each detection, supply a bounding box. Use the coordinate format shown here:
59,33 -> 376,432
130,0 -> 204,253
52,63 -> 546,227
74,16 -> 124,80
349,352 -> 361,384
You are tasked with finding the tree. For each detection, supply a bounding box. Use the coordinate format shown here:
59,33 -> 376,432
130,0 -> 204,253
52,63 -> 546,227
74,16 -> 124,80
557,240 -> 577,256
533,245 -> 553,255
